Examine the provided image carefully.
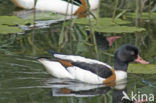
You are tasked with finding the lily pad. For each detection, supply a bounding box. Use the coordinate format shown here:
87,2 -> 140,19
0,25 -> 22,34
74,18 -> 145,33
0,16 -> 32,25
126,12 -> 156,19
75,18 -> 131,26
0,16 -> 32,34
24,12 -> 63,20
94,26 -> 145,33
128,64 -> 156,74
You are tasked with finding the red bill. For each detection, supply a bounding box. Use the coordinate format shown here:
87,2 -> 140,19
134,55 -> 149,64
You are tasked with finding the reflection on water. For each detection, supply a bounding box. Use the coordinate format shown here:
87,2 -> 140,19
46,78 -> 110,97
45,78 -> 127,103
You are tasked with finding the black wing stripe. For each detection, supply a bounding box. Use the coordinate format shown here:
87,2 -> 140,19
71,62 -> 113,78
62,0 -> 81,5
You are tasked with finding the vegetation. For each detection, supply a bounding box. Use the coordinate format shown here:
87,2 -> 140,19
0,0 -> 156,102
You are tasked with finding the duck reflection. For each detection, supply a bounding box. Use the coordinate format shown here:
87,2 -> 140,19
44,78 -> 132,103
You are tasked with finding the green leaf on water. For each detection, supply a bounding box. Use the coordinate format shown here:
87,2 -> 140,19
126,12 -> 156,19
74,18 -> 145,33
128,64 -> 156,74
0,25 -> 22,35
75,18 -> 131,25
94,26 -> 145,33
0,16 -> 32,25
0,16 -> 32,34
24,12 -> 62,20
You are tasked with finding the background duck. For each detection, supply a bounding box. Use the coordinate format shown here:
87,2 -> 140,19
38,44 -> 149,85
10,0 -> 99,16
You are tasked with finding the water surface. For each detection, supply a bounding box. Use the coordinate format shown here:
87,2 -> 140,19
0,0 -> 156,103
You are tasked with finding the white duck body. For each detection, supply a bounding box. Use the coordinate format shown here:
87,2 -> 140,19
10,0 -> 99,15
38,58 -> 105,84
38,54 -> 127,84
38,59 -> 74,79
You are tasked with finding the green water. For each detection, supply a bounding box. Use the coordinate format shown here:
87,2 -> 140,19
0,0 -> 156,103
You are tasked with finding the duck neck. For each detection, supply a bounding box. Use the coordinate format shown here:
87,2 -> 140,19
114,58 -> 128,72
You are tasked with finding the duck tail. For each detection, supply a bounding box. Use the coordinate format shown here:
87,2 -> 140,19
36,56 -> 51,60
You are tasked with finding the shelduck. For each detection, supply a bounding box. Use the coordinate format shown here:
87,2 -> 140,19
10,0 -> 99,16
38,44 -> 149,85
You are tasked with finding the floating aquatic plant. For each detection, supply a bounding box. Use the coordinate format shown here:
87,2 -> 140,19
128,64 -> 156,74
0,16 -> 32,25
126,12 -> 156,19
74,18 -> 146,33
94,26 -> 145,33
0,25 -> 22,34
23,12 -> 63,20
0,16 -> 32,34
